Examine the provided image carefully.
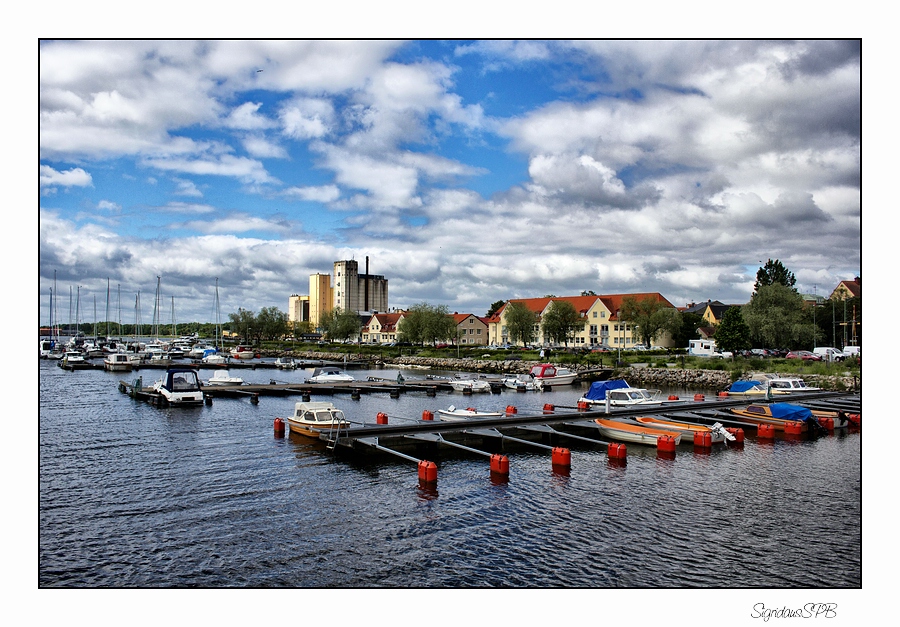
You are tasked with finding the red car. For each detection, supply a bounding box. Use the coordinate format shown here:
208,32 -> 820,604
785,350 -> 822,361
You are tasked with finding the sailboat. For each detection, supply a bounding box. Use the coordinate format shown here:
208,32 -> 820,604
202,279 -> 227,364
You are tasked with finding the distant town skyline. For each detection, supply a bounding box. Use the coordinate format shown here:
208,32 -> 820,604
40,40 -> 860,325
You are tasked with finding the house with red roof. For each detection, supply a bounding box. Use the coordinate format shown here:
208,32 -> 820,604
488,293 -> 677,348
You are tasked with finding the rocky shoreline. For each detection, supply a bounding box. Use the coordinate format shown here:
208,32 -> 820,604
271,350 -> 861,393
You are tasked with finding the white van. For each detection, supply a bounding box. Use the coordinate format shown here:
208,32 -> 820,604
842,346 -> 860,358
813,347 -> 845,362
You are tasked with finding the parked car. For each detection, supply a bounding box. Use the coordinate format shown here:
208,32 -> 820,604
813,347 -> 845,361
786,350 -> 822,361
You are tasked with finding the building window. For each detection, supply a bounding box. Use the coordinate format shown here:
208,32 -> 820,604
593,311 -> 597,318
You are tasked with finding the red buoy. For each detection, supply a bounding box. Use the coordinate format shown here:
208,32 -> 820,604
376,412 -> 388,424
505,405 -> 517,415
577,400 -> 589,411
694,394 -> 705,402
657,435 -> 677,453
817,416 -> 834,430
668,395 -> 679,401
490,453 -> 509,475
726,427 -> 745,443
718,391 -> 729,398
543,403 -> 555,413
273,417 -> 285,437
784,421 -> 804,436
758,424 -> 775,439
693,431 -> 712,448
422,410 -> 434,421
608,442 -> 627,459
551,447 -> 571,468
418,460 -> 437,483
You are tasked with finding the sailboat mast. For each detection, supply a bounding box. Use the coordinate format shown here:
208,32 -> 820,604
106,278 -> 111,339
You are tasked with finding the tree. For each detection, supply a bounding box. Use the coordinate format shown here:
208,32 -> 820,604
504,302 -> 538,346
714,307 -> 752,353
754,259 -> 797,294
486,300 -> 506,318
541,300 -> 582,346
228,308 -> 256,343
743,283 -> 815,348
618,296 -> 681,347
319,308 -> 361,342
256,306 -> 289,341
398,303 -> 457,345
670,312 -> 705,349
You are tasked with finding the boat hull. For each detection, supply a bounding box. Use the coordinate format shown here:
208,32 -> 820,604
437,410 -> 504,421
634,417 -> 727,443
594,418 -> 683,446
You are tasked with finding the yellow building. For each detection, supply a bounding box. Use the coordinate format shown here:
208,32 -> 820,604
488,293 -> 677,348
309,273 -> 333,331
287,294 -> 309,324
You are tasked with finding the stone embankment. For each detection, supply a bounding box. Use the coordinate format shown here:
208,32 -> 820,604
273,349 -> 861,392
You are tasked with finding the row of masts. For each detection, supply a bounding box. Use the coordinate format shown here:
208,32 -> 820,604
45,273 -> 222,344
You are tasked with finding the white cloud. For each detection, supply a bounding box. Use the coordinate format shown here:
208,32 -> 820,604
283,185 -> 341,203
40,165 -> 92,188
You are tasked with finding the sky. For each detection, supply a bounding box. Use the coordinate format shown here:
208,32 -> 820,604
38,39 -> 861,327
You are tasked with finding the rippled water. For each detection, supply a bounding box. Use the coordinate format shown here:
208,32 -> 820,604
39,360 -> 861,588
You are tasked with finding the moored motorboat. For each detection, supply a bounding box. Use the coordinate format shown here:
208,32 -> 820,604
151,368 -> 205,406
307,367 -> 355,383
275,357 -> 298,370
103,352 -> 134,372
284,401 -> 349,438
231,346 -> 256,360
634,417 -> 734,443
204,370 -> 244,386
449,378 -> 492,393
528,364 -> 578,387
593,418 -> 683,446
437,405 -> 505,421
502,374 -> 545,391
578,379 -> 665,407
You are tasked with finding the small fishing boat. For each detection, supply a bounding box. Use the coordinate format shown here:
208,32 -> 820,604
204,370 -> 244,386
449,378 -> 492,393
527,364 -> 578,387
152,368 -> 205,406
634,417 -> 734,443
728,403 -> 822,432
437,405 -> 505,421
274,357 -> 298,370
307,367 -> 355,383
103,352 -> 134,372
594,418 -> 683,446
578,379 -> 665,407
285,401 -> 349,438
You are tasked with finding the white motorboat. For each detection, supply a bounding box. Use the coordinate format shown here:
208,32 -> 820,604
103,352 -> 134,372
204,370 -> 244,386
275,357 -> 298,370
307,367 -> 355,383
285,401 -> 350,438
502,374 -> 545,391
449,378 -> 491,393
527,364 -> 578,387
201,348 -> 228,364
189,344 -> 214,359
231,346 -> 256,360
58,351 -> 86,369
578,379 -> 665,407
152,368 -> 205,406
437,405 -> 505,421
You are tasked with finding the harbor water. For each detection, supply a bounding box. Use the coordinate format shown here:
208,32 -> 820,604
38,359 -> 861,592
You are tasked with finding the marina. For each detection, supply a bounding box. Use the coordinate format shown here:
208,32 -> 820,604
39,358 -> 862,589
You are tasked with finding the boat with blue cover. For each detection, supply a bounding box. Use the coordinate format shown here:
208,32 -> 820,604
578,379 -> 665,407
